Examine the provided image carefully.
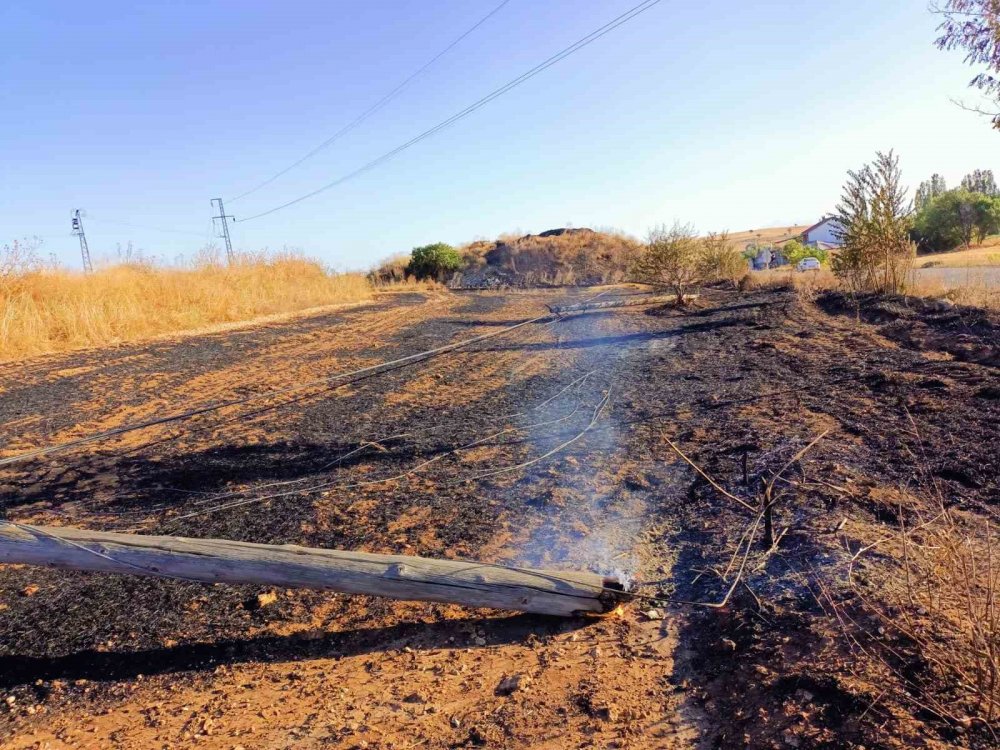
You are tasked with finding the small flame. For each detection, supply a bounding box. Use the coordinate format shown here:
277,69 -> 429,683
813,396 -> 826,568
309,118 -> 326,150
612,604 -> 626,618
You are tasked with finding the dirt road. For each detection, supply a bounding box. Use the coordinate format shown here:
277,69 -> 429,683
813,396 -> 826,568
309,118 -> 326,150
1,287 -> 998,749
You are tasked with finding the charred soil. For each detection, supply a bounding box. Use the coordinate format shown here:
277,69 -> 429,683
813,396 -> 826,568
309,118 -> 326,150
1,286 -> 997,749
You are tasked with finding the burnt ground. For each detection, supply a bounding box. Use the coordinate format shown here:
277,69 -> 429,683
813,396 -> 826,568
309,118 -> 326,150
0,286 -> 998,749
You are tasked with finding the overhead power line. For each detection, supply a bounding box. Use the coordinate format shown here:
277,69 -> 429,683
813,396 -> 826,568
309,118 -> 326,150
227,0 -> 513,204
88,216 -> 209,238
235,0 -> 663,223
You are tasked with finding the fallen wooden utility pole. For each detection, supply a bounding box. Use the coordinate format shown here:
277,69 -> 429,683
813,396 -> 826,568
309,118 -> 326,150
548,293 -> 698,314
0,523 -> 627,617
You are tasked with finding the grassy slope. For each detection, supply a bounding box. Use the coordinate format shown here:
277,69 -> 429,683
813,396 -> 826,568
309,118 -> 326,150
0,259 -> 372,360
725,224 -> 811,251
916,235 -> 1000,267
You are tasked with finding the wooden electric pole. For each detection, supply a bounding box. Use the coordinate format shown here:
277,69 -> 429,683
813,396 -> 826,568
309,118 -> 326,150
0,523 -> 625,617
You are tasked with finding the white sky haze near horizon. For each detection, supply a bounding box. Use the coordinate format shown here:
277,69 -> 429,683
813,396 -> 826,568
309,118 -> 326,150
1,0 -> 997,270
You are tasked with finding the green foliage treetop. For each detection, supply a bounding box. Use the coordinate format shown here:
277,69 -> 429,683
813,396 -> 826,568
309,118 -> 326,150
913,188 -> 1000,252
406,242 -> 462,280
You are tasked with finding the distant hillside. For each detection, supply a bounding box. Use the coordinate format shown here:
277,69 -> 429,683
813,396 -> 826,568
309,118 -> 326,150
452,227 -> 642,288
726,225 -> 810,252
375,224 -> 812,289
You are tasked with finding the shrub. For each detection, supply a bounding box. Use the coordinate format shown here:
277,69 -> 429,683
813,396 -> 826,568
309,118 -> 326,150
832,150 -> 915,295
632,223 -> 702,301
368,253 -> 410,285
0,237 -> 43,287
698,232 -> 746,284
632,225 -> 744,301
406,243 -> 462,281
834,502 -> 1000,727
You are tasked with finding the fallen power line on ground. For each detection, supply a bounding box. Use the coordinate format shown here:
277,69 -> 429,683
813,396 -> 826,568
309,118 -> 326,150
548,293 -> 697,313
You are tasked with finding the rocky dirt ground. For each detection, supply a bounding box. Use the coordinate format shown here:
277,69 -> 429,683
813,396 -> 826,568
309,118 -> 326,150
1,285 -> 998,749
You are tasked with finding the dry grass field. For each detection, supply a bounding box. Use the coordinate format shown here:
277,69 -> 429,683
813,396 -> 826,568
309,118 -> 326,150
917,235 -> 1000,268
0,255 -> 372,360
1,284 -> 998,749
725,224 -> 811,251
748,266 -> 1000,310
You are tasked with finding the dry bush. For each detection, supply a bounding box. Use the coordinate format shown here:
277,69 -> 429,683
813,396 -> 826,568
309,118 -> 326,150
0,254 -> 371,360
698,232 -> 746,285
193,243 -> 226,268
632,222 -> 701,299
373,276 -> 445,292
817,411 -> 1000,732
367,253 -> 448,290
834,505 -> 1000,729
739,270 -> 795,291
0,237 -> 44,291
461,228 -> 642,286
368,253 -> 411,285
910,272 -> 1000,310
633,227 -> 748,301
457,240 -> 494,269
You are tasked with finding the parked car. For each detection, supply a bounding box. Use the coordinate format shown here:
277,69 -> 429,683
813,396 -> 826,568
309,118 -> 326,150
797,257 -> 821,272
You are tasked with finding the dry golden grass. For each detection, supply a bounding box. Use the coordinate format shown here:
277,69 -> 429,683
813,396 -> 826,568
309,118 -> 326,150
726,224 -> 811,252
368,253 -> 410,285
863,511 -> 1000,726
741,269 -> 837,293
910,272 -> 1000,309
821,414 -> 1000,731
0,256 -> 372,360
371,276 -> 445,292
459,228 -> 642,286
744,268 -> 1000,310
917,235 -> 1000,268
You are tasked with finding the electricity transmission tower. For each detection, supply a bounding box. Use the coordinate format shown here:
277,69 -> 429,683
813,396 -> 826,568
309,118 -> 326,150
71,209 -> 93,272
211,198 -> 235,264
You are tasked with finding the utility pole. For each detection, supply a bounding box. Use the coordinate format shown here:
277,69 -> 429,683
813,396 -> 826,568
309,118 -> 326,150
0,522 -> 625,617
70,209 -> 93,273
211,198 -> 235,264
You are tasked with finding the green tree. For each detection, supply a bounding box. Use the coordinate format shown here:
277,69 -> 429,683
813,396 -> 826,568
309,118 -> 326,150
915,173 -> 949,211
406,242 -> 462,280
961,168 -> 998,196
781,239 -> 828,266
970,192 -> 1000,242
914,189 -> 1000,250
832,150 -> 915,294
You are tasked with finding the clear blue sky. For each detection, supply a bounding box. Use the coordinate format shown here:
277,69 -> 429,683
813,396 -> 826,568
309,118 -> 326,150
2,0 -> 996,270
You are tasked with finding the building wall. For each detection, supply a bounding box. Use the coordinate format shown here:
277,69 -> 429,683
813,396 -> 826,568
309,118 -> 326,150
804,219 -> 843,246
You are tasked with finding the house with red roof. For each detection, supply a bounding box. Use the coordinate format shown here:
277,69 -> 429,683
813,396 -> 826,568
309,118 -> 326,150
801,216 -> 844,248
